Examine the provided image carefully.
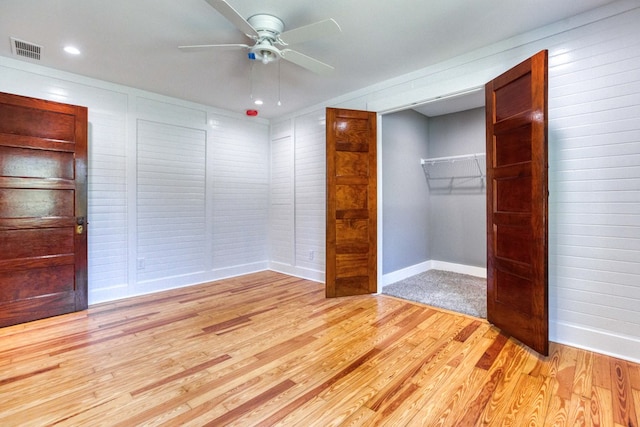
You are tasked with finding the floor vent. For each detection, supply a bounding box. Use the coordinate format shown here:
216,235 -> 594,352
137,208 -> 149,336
10,37 -> 42,60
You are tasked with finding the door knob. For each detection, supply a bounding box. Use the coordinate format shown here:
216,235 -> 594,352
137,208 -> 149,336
76,217 -> 86,234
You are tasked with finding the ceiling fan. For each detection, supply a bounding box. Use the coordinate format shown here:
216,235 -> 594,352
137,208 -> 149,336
179,0 -> 342,75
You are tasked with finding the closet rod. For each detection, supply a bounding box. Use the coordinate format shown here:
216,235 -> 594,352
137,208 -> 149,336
420,152 -> 485,165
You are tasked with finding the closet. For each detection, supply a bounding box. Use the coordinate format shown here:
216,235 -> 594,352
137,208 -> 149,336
381,91 -> 487,316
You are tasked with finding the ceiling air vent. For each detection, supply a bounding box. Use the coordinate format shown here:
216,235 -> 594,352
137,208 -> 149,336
10,37 -> 42,60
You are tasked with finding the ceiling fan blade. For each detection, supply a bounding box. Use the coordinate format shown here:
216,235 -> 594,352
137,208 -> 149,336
279,18 -> 341,45
280,49 -> 335,75
178,43 -> 249,52
205,0 -> 258,38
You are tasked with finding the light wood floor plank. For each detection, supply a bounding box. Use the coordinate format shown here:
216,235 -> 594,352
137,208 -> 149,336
634,389 -> 640,425
592,384 -> 616,426
0,271 -> 638,426
567,393 -> 589,427
573,349 -> 595,399
470,339 -> 534,425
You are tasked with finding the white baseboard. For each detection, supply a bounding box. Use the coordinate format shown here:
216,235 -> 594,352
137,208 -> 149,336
89,261 -> 270,305
88,282 -> 129,305
381,260 -> 434,287
90,261 -> 324,306
551,321 -> 640,364
269,262 -> 325,283
381,260 -> 486,287
429,260 -> 487,279
209,262 -> 270,282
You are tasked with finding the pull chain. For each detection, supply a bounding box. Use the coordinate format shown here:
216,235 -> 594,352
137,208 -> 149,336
277,60 -> 282,106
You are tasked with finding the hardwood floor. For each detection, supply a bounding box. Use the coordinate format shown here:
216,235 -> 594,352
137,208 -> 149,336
0,271 -> 638,426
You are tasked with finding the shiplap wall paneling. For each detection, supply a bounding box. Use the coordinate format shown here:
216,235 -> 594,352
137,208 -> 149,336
210,118 -> 270,272
269,132 -> 295,265
87,111 -> 129,293
0,57 -> 272,300
547,5 -> 640,355
294,111 -> 326,276
269,120 -> 295,268
136,120 -> 207,287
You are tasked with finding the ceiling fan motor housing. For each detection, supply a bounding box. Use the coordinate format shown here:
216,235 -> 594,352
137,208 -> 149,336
247,14 -> 284,64
247,14 -> 284,36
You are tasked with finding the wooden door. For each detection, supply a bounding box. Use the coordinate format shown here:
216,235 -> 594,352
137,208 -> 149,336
485,50 -> 549,355
326,108 -> 377,297
0,91 -> 88,327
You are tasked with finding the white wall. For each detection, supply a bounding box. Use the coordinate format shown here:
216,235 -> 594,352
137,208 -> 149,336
269,111 -> 326,282
427,108 -> 486,268
0,57 -> 270,304
275,0 -> 640,362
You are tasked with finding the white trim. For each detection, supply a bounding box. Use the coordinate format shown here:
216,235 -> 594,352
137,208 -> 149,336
269,262 -> 325,283
381,260 -> 486,287
429,261 -> 487,279
550,321 -> 640,364
88,283 -> 129,305
376,114 -> 384,292
209,262 -> 270,282
382,261 -> 434,287
90,262 -> 269,305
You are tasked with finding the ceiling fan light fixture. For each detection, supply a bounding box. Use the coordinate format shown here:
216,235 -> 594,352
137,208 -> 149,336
249,41 -> 280,65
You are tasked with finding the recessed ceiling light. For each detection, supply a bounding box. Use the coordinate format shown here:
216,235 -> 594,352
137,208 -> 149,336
254,99 -> 263,105
63,46 -> 81,55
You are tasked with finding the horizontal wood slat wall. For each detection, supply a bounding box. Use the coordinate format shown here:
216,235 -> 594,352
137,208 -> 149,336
1,271 -> 637,426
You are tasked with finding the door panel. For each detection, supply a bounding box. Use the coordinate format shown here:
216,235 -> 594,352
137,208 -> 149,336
0,91 -> 88,327
326,108 -> 377,297
485,50 -> 549,355
0,145 -> 75,179
0,265 -> 75,301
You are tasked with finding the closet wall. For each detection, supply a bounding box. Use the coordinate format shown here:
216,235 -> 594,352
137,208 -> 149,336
381,107 -> 485,282
381,110 -> 430,274
427,108 -> 486,269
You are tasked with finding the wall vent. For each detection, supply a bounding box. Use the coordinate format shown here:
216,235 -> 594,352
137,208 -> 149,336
10,37 -> 42,60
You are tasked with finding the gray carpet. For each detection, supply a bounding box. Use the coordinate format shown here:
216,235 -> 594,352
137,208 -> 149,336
382,269 -> 487,318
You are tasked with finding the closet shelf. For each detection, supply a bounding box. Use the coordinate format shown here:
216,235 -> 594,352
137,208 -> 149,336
421,153 -> 486,190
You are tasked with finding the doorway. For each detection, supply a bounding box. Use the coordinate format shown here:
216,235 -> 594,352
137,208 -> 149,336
328,51 -> 549,355
379,89 -> 487,317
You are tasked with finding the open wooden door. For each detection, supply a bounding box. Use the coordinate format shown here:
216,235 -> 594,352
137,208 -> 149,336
326,108 -> 377,297
0,92 -> 88,327
485,50 -> 549,355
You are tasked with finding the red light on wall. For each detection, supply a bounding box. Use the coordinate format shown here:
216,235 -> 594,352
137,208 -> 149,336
246,109 -> 259,116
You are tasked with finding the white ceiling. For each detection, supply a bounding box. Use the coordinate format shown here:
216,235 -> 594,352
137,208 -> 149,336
0,0 -> 619,120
